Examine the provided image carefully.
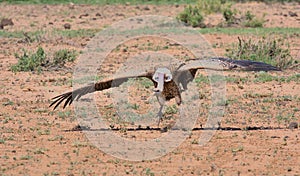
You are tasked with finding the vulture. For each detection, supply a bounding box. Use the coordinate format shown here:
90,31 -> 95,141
50,57 -> 280,124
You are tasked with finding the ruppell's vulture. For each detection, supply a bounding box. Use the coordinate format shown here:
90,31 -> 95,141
50,57 -> 280,124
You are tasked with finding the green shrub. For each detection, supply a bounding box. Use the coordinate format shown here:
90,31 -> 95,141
221,9 -> 264,28
177,5 -> 205,27
223,8 -> 237,25
230,0 -> 299,3
244,18 -> 264,28
53,49 -> 77,65
177,0 -> 233,27
196,0 -> 230,15
11,47 -> 46,72
243,11 -> 264,28
165,104 -> 178,115
226,37 -> 297,69
245,11 -> 254,21
11,47 -> 77,72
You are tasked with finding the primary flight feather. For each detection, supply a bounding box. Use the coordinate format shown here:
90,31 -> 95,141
50,57 -> 280,123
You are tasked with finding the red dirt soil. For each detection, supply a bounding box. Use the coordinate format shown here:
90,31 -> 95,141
0,2 -> 299,175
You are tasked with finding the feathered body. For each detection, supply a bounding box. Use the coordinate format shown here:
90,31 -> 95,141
50,57 -> 280,110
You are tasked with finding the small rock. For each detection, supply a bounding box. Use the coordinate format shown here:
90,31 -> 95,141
238,85 -> 244,89
43,5 -> 49,10
143,6 -> 150,11
116,13 -> 125,17
79,13 -> 89,18
48,22 -> 53,25
288,122 -> 298,129
48,78 -> 56,82
1,18 -> 14,26
198,23 -> 207,28
288,11 -> 298,17
206,23 -> 214,28
69,2 -> 75,9
64,23 -> 71,29
270,136 -> 280,138
95,13 -> 101,17
0,18 -> 14,29
160,127 -> 168,133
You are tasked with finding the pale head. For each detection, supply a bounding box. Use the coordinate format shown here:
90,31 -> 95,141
152,67 -> 172,92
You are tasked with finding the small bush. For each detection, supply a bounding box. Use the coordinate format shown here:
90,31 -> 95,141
223,8 -> 237,25
196,0 -> 230,15
244,18 -> 264,28
165,104 -> 178,115
11,47 -> 46,72
226,37 -> 297,69
11,47 -> 77,72
243,11 -> 264,28
221,9 -> 264,28
245,11 -> 255,21
177,0 -> 232,27
231,0 -> 298,3
177,5 -> 205,27
53,49 -> 77,65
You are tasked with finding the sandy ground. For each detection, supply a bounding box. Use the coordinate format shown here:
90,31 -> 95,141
0,2 -> 300,175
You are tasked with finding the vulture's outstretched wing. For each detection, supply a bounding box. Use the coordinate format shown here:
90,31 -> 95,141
178,57 -> 281,72
50,71 -> 154,110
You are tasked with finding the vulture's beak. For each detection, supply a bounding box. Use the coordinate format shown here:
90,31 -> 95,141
153,72 -> 165,93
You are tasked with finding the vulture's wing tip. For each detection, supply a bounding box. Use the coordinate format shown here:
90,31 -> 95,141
215,57 -> 281,72
49,92 -> 73,110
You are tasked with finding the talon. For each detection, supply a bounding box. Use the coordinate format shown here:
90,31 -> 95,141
157,116 -> 163,127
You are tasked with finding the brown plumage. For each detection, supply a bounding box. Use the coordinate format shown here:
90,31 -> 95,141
50,57 -> 280,111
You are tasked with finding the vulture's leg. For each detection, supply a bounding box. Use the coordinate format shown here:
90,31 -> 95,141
157,105 -> 164,126
155,93 -> 166,127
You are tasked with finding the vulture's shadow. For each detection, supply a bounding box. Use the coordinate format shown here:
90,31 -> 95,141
64,125 -> 287,132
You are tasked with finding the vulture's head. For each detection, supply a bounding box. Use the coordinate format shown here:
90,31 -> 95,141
152,67 -> 173,93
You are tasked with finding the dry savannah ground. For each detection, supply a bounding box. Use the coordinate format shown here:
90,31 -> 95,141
0,1 -> 300,175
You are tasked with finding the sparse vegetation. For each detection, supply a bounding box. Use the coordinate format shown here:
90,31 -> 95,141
177,0 -> 232,27
11,47 -> 77,72
177,5 -> 205,27
222,8 -> 237,25
195,0 -> 231,15
221,8 -> 265,27
198,27 -> 300,35
243,11 -> 264,28
226,36 -> 297,68
177,0 -> 266,28
1,0 -> 299,5
53,49 -> 77,66
11,46 -> 46,72
0,0 -> 198,5
165,104 -> 178,115
1,1 -> 300,175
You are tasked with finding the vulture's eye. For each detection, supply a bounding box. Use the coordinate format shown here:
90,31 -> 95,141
165,74 -> 172,82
